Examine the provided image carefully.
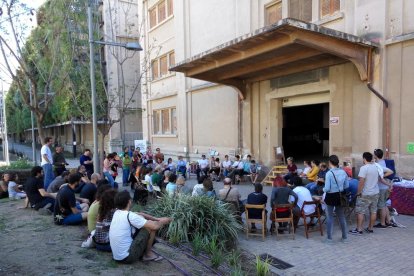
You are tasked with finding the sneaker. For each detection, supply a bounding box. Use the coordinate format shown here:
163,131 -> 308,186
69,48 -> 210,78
364,227 -> 374,233
386,222 -> 398,228
341,238 -> 350,244
349,229 -> 363,236
373,223 -> 388,229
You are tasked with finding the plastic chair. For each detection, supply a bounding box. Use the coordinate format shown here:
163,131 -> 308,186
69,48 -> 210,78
245,204 -> 267,241
301,200 -> 324,239
272,204 -> 295,240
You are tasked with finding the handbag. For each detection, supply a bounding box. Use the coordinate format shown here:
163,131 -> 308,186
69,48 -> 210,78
325,171 -> 347,207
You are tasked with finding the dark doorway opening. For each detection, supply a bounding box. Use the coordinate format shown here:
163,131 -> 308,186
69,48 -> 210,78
282,103 -> 329,161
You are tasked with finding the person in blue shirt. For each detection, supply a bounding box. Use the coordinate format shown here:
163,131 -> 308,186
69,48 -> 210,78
176,156 -> 187,179
306,163 -> 329,196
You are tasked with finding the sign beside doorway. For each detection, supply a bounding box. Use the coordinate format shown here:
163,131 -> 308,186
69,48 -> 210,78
329,116 -> 340,125
407,142 -> 414,154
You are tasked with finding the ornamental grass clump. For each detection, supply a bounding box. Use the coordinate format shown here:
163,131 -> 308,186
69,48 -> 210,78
146,195 -> 242,245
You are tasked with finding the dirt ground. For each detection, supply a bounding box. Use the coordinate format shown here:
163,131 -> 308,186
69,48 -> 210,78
0,198 -> 239,276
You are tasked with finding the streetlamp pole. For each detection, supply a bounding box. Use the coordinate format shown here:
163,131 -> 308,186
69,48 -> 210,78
29,82 -> 36,164
88,4 -> 100,174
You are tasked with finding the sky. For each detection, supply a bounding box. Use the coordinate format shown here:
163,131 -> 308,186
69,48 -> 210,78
0,0 -> 46,92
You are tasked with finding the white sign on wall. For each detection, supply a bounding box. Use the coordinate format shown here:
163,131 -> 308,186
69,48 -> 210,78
329,116 -> 340,125
134,140 -> 148,154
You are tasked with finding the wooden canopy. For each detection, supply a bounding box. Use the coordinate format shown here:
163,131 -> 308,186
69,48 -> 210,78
170,18 -> 377,97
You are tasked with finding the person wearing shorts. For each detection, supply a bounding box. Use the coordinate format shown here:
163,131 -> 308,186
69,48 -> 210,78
350,152 -> 380,236
109,191 -> 172,263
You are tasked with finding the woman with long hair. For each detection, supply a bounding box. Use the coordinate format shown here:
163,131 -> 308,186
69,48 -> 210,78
94,189 -> 118,252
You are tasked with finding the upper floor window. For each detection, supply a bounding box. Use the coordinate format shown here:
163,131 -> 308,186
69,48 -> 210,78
151,51 -> 175,80
149,0 -> 174,29
320,0 -> 340,18
289,0 -> 312,22
265,1 -> 282,25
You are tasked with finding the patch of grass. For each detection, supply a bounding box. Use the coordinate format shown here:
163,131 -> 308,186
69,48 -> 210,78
256,255 -> 270,276
105,259 -> 119,269
230,265 -> 246,276
227,249 -> 241,267
191,232 -> 204,256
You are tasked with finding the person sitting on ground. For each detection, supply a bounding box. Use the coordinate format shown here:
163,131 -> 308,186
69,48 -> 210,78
94,189 -> 118,252
53,145 -> 68,177
109,191 -> 172,263
208,158 -> 221,180
192,175 -> 206,197
47,171 -> 70,193
270,179 -> 298,234
74,165 -> 91,193
165,174 -> 178,197
203,178 -> 216,198
302,160 -> 320,185
299,160 -> 312,177
103,153 -> 117,188
80,173 -> 101,206
7,173 -> 26,199
249,160 -> 259,183
196,154 -> 209,180
24,166 -> 56,214
151,166 -> 163,190
283,157 -> 297,183
161,170 -> 172,192
176,156 -> 187,179
228,155 -> 244,184
221,155 -> 232,177
176,176 -> 191,195
246,183 -> 267,232
306,162 -> 328,195
88,183 -> 112,233
292,177 -> 315,230
0,175 -> 9,199
144,167 -> 154,195
54,173 -> 89,225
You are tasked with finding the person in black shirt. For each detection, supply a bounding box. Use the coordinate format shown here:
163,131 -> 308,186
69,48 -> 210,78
246,183 -> 268,232
24,166 -> 56,214
80,149 -> 94,178
54,173 -> 89,225
79,173 -> 100,205
53,145 -> 68,176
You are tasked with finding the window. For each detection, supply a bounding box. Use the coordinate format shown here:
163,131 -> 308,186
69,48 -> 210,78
60,125 -> 65,136
148,0 -> 174,29
265,1 -> 282,25
320,0 -> 340,18
151,51 -> 175,80
153,107 -> 177,135
289,0 -> 312,22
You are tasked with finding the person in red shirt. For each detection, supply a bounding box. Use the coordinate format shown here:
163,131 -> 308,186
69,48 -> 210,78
283,157 -> 297,183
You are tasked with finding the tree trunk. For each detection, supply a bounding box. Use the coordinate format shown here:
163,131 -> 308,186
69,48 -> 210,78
35,115 -> 45,146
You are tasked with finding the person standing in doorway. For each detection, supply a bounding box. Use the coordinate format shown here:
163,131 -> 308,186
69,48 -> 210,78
41,137 -> 55,191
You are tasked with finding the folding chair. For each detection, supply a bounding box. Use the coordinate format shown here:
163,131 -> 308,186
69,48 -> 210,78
301,201 -> 324,239
245,204 -> 267,241
344,192 -> 357,223
272,204 -> 295,240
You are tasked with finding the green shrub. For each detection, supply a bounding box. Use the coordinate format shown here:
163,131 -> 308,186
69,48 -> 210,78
145,195 -> 242,246
256,255 -> 270,276
0,158 -> 33,170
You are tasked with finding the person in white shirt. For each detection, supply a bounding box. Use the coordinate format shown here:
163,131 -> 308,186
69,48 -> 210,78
228,155 -> 244,184
221,155 -> 233,177
6,173 -> 26,199
41,137 -> 55,191
144,167 -> 154,194
196,155 -> 209,180
109,191 -> 172,263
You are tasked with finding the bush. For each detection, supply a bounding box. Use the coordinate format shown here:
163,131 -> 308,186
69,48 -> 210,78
145,195 -> 242,246
0,158 -> 33,170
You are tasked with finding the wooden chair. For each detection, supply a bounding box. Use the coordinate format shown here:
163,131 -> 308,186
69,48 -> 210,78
272,204 -> 295,240
300,201 -> 324,239
245,204 -> 267,241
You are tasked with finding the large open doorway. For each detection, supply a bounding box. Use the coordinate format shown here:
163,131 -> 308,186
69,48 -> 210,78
282,103 -> 329,161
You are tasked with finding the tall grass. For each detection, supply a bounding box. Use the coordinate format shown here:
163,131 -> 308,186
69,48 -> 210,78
146,195 -> 242,246
256,255 -> 270,276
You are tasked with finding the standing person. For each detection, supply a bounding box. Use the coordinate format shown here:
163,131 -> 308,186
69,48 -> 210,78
221,155 -> 232,177
350,152 -> 380,236
41,137 -> 55,191
109,191 -> 172,263
53,145 -> 68,176
323,155 -> 349,243
80,149 -> 94,178
24,166 -> 56,214
53,173 -> 89,225
103,153 -> 116,188
176,156 -> 187,179
122,149 -> 132,187
246,183 -> 268,232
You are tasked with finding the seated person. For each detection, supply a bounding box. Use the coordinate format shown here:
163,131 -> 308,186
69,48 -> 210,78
53,173 -> 89,225
270,181 -> 298,234
165,174 -> 178,197
6,173 -> 26,199
24,166 -> 56,214
306,162 -> 329,195
192,175 -> 206,197
246,183 -> 267,232
80,173 -> 100,205
283,157 -> 297,183
94,189 -> 118,252
87,183 -> 112,233
0,174 -> 9,199
299,160 -> 312,177
228,155 -> 244,184
203,178 -> 216,198
176,176 -> 191,195
151,166 -> 163,189
109,191 -> 172,263
161,170 -> 172,192
47,171 -> 70,193
292,180 -> 315,229
288,172 -> 302,186
196,155 -> 209,180
241,155 -> 253,180
221,155 -> 232,177
74,165 -> 91,193
165,158 -> 176,173
272,174 -> 287,188
218,178 -> 242,221
302,160 -> 320,185
208,158 -> 221,180
176,156 -> 187,179
249,160 -> 259,183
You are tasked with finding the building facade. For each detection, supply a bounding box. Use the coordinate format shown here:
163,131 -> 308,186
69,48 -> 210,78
140,0 -> 414,177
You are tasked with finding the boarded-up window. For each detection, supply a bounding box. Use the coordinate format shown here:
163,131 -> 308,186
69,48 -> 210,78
289,0 -> 312,22
162,109 -> 171,133
158,1 -> 166,23
153,108 -> 176,135
159,55 -> 168,76
151,60 -> 159,79
149,8 -> 157,28
153,110 -> 161,134
169,51 -> 175,67
167,0 -> 173,16
265,1 -> 282,25
320,0 -> 340,18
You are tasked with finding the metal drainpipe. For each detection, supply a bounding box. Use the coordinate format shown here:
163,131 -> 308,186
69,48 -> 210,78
237,90 -> 245,154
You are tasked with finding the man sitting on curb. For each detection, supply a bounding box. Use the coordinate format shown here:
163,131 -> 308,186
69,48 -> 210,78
109,191 -> 172,263
54,173 -> 89,225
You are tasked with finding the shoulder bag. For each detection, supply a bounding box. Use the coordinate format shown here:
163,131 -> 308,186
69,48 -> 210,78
324,171 -> 347,207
